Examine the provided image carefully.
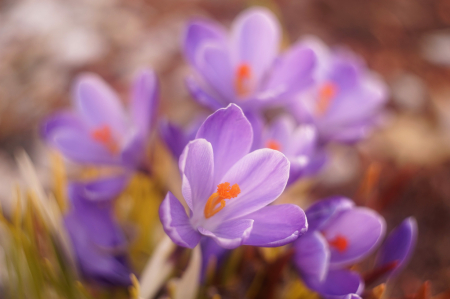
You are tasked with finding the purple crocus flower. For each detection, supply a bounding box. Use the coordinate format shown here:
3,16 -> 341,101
184,7 -> 316,111
290,38 -> 388,144
159,104 -> 307,249
374,217 -> 418,280
64,176 -> 132,285
254,114 -> 326,185
42,69 -> 158,169
294,197 -> 385,298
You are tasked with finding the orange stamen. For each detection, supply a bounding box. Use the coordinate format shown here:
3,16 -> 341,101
328,235 -> 349,252
91,125 -> 119,154
266,139 -> 281,151
204,182 -> 241,218
316,82 -> 338,116
235,63 -> 252,97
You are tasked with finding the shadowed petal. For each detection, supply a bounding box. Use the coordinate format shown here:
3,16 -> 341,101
196,104 -> 253,183
74,175 -> 130,203
306,197 -> 354,231
200,237 -> 229,281
185,77 -> 225,110
294,231 -> 330,283
304,269 -> 364,297
159,192 -> 201,249
198,218 -> 254,249
243,204 -> 307,247
131,69 -> 158,138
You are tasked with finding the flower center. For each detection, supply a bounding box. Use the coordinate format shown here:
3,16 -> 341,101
328,234 -> 348,252
235,63 -> 252,97
204,182 -> 241,219
91,125 -> 119,154
316,82 -> 338,116
266,139 -> 281,151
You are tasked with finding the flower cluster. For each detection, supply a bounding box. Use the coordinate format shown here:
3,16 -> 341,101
36,6 -> 418,299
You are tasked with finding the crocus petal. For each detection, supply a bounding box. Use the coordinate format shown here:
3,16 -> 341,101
74,73 -> 128,136
244,110 -> 264,151
375,217 -> 418,279
179,138 -> 215,214
184,19 -> 227,67
131,69 -> 158,138
304,269 -> 364,297
200,237 -> 229,281
294,231 -> 330,283
198,218 -> 254,249
217,149 -> 289,221
321,207 -> 386,268
74,175 -> 130,203
120,129 -> 146,168
41,111 -> 84,142
231,8 -> 280,86
160,120 -> 193,159
306,197 -> 354,231
243,204 -> 307,247
185,77 -> 225,110
159,192 -> 201,249
196,104 -> 253,183
264,116 -> 294,154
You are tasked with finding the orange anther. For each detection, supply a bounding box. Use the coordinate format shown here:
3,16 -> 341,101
328,235 -> 349,252
204,182 -> 241,218
235,63 -> 252,97
266,139 -> 281,151
91,125 -> 119,154
316,82 -> 338,116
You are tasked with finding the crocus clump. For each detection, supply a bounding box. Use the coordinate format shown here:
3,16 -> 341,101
290,38 -> 388,144
64,176 -> 132,285
159,104 -> 307,249
184,8 -> 316,112
42,69 -> 158,169
294,197 -> 385,297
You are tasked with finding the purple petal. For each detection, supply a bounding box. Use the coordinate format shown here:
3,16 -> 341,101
130,69 -> 158,138
179,139 -> 215,214
74,73 -> 128,136
263,116 -> 294,154
159,192 -> 201,249
198,218 -> 254,249
230,8 -> 280,86
321,208 -> 386,268
196,104 -> 253,183
74,175 -> 130,203
184,19 -> 227,67
243,204 -> 307,247
216,149 -> 289,221
185,77 -> 225,110
244,110 -> 265,151
200,237 -> 229,281
304,269 -> 364,297
294,231 -> 330,283
159,120 -> 194,159
306,197 -> 355,231
375,217 -> 418,279
41,111 -> 84,141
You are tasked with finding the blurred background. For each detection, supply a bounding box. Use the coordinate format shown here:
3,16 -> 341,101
1,0 -> 450,296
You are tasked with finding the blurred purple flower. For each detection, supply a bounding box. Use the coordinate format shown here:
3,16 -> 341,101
159,104 -> 307,249
42,69 -> 158,169
294,197 -> 385,298
290,38 -> 388,144
184,7 -> 316,111
64,176 -> 132,286
253,114 -> 326,185
374,217 -> 418,280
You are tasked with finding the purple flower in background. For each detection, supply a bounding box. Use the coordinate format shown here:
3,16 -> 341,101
64,176 -> 132,285
42,69 -> 158,169
294,197 -> 385,298
159,104 -> 307,249
254,114 -> 326,185
374,217 -> 418,280
184,7 -> 316,111
290,38 -> 388,144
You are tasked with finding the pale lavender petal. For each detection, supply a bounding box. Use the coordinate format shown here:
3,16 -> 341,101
196,104 -> 253,183
198,218 -> 254,249
120,131 -> 146,168
159,120 -> 194,159
244,110 -> 264,151
306,197 -> 355,231
179,139 -> 215,213
375,217 -> 418,279
263,116 -> 294,154
294,231 -> 330,283
243,204 -> 307,247
131,69 -> 158,138
184,19 -> 227,67
216,149 -> 289,221
321,208 -> 386,268
159,192 -> 201,249
231,8 -> 280,86
185,77 -> 225,110
75,175 -> 130,203
74,74 -> 128,136
304,269 -> 364,297
41,111 -> 84,142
